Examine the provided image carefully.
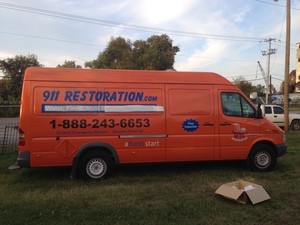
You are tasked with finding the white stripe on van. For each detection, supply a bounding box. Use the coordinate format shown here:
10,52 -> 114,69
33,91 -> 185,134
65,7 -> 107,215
42,104 -> 164,113
104,105 -> 164,113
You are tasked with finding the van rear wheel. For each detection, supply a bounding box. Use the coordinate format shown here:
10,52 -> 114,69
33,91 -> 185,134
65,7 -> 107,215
79,151 -> 113,179
247,144 -> 276,172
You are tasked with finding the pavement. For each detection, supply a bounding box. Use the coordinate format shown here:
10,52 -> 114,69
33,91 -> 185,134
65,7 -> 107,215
0,117 -> 19,124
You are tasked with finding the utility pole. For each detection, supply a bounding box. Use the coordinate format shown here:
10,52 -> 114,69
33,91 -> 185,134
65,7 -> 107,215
270,75 -> 272,97
273,0 -> 290,133
261,38 -> 276,104
284,0 -> 291,133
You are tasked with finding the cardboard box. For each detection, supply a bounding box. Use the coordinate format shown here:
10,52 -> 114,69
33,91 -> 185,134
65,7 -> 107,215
215,180 -> 270,205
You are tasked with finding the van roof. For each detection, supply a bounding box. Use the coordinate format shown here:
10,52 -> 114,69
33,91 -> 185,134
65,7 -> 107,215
24,67 -> 233,85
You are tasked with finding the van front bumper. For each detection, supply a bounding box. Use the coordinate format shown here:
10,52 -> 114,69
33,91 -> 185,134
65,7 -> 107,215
17,151 -> 30,168
275,144 -> 287,157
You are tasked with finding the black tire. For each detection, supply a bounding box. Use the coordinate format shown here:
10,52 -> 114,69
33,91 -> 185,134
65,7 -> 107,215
79,151 -> 113,180
247,144 -> 277,172
291,120 -> 300,131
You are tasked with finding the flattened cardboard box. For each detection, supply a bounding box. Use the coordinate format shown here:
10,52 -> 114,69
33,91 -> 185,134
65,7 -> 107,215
215,180 -> 270,205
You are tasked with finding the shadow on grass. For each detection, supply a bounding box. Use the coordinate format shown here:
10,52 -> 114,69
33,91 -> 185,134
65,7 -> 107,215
3,166 -> 73,191
114,160 -> 247,176
12,160 -> 248,183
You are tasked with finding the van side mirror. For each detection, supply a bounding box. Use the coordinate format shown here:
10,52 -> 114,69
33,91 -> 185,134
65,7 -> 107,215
257,103 -> 263,119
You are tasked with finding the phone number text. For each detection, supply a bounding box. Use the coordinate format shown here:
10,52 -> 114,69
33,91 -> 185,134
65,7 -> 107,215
49,119 -> 150,129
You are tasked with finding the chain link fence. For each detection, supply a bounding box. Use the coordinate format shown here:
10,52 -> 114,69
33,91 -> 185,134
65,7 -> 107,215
0,123 -> 19,153
0,105 -> 20,152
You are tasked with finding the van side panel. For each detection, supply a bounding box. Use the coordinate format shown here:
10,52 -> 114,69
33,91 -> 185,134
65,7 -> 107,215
26,81 -> 166,167
17,68 -> 286,173
166,84 -> 216,161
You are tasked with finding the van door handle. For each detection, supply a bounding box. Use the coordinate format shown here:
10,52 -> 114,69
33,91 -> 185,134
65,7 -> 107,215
203,122 -> 214,126
220,122 -> 231,126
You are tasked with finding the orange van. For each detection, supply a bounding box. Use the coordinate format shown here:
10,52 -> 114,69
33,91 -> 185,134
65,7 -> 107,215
15,67 -> 286,179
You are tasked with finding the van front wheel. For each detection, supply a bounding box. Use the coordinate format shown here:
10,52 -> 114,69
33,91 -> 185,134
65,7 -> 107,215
79,151 -> 113,179
247,144 -> 276,172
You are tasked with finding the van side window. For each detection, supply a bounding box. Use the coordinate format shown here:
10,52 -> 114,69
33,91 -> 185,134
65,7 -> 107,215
221,92 -> 255,118
265,106 -> 272,114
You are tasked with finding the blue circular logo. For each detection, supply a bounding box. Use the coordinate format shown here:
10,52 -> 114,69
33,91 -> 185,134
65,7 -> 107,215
182,119 -> 199,132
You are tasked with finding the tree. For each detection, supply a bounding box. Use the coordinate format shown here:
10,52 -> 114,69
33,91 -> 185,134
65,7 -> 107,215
271,84 -> 277,95
232,76 -> 255,97
255,84 -> 266,97
85,34 -> 179,70
57,60 -> 82,68
296,81 -> 300,91
280,70 -> 297,94
0,54 -> 41,103
132,39 -> 149,70
132,34 -> 179,70
85,37 -> 133,69
280,81 -> 295,94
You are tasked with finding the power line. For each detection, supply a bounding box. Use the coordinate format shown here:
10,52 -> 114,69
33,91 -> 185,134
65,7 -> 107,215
176,54 -> 259,63
254,0 -> 286,7
276,42 -> 297,51
0,31 -> 105,47
0,29 -> 294,66
254,0 -> 300,10
0,1 -> 264,42
177,53 -> 287,66
0,29 -> 282,65
228,74 -> 263,78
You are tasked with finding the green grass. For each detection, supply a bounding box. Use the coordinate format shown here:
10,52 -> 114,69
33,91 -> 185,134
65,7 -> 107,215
1,132 -> 300,225
289,105 -> 300,112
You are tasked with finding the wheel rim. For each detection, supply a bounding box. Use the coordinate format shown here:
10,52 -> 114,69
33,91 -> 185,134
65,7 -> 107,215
86,158 -> 107,179
293,122 -> 300,131
255,151 -> 271,169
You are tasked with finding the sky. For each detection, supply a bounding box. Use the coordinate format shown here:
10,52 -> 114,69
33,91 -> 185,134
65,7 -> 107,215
0,0 -> 300,91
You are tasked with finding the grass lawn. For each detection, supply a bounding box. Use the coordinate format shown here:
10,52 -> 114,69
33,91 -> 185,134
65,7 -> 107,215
289,105 -> 300,112
0,132 -> 299,225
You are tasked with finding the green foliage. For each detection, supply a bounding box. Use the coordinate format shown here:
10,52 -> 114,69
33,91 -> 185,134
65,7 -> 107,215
279,70 -> 298,94
233,76 -> 255,97
85,37 -> 133,69
280,81 -> 295,94
85,34 -> 179,70
254,84 -> 265,97
0,54 -> 41,117
0,54 -> 41,102
132,34 -> 180,70
57,60 -> 82,68
0,96 -> 20,117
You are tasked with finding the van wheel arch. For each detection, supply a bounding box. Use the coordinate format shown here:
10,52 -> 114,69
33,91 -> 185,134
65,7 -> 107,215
70,143 -> 119,179
247,142 -> 277,172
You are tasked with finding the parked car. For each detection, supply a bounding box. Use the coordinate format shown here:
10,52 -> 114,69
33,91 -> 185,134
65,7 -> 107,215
262,104 -> 300,131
